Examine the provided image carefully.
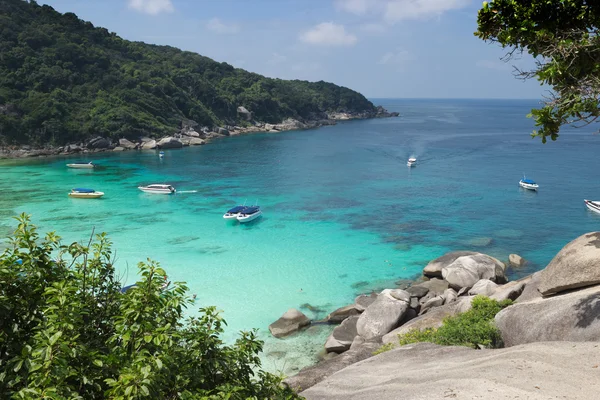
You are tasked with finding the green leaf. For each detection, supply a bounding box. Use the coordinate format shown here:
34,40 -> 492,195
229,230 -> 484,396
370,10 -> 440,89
93,359 -> 103,367
49,331 -> 63,346
155,358 -> 163,369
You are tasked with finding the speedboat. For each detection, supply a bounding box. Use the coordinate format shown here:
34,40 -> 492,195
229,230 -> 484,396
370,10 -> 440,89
584,199 -> 600,214
138,184 -> 176,194
407,157 -> 417,167
68,188 -> 104,198
67,162 -> 95,169
237,206 -> 262,223
519,176 -> 539,191
223,205 -> 248,220
159,151 -> 165,158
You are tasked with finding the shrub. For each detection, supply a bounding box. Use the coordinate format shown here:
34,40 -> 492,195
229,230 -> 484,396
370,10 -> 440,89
397,296 -> 512,349
0,214 -> 300,399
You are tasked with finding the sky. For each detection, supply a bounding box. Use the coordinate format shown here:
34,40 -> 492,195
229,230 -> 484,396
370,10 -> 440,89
39,0 -> 545,99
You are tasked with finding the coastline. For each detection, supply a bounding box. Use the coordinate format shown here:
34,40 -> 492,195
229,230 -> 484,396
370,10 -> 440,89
0,107 -> 399,160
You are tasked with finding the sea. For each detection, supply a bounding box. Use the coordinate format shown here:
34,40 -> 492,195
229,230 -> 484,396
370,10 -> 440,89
1,98 -> 600,374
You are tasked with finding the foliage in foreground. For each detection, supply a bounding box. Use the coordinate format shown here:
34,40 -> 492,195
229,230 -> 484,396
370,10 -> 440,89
0,214 -> 300,399
396,296 -> 512,349
0,0 -> 376,146
476,0 -> 600,142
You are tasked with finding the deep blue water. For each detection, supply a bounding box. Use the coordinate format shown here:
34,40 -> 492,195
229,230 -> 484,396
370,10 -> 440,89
1,98 -> 599,372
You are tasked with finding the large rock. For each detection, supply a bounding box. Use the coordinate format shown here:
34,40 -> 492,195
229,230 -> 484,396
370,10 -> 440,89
538,232 -> 600,295
381,297 -> 474,344
182,130 -> 200,137
268,309 -> 310,338
442,254 -> 506,290
327,304 -> 360,324
418,295 -> 444,314
356,289 -> 409,339
516,272 -> 542,303
495,285 -> 600,347
411,278 -> 448,296
217,127 -> 230,136
188,137 -> 205,146
300,342 -> 600,400
442,288 -> 457,304
157,137 -> 183,149
237,106 -> 252,120
141,139 -> 157,150
490,280 -> 526,302
509,253 -> 527,268
468,279 -> 499,296
284,339 -> 382,393
354,293 -> 377,312
324,316 -> 359,353
119,138 -> 137,149
87,136 -> 110,149
405,285 -> 429,298
422,251 -> 478,278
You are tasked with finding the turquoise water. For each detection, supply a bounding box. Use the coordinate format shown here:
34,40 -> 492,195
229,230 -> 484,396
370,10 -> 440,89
2,99 -> 600,373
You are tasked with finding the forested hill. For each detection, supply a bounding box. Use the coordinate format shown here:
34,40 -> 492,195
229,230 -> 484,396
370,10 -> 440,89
0,0 -> 379,146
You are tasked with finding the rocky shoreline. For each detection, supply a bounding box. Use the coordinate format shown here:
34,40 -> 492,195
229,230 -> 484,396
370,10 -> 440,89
0,106 -> 399,159
272,232 -> 600,398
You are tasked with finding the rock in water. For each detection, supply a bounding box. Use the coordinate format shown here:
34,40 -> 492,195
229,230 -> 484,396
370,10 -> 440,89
119,138 -> 137,149
423,251 -> 478,278
269,308 -> 311,338
442,254 -> 506,290
157,137 -> 183,149
356,289 -> 409,339
495,285 -> 600,347
324,316 -> 359,353
327,304 -> 360,324
141,139 -> 157,149
508,253 -> 527,268
538,232 -> 600,295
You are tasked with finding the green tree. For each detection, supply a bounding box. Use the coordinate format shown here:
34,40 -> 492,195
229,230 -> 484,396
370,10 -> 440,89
0,214 -> 300,399
475,0 -> 600,142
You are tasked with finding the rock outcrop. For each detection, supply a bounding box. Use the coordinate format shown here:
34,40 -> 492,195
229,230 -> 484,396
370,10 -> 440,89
327,305 -> 360,324
87,136 -> 110,149
269,309 -> 310,338
324,316 -> 359,353
422,251 -> 477,278
538,232 -> 600,295
468,279 -> 499,296
441,253 -> 506,290
157,137 -> 183,149
495,285 -> 600,346
237,106 -> 252,120
141,139 -> 157,150
356,289 -> 409,340
119,138 -> 137,149
300,342 -> 600,399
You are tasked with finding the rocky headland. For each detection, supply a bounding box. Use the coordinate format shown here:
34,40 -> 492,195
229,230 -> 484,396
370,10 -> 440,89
273,232 -> 600,399
0,106 -> 398,159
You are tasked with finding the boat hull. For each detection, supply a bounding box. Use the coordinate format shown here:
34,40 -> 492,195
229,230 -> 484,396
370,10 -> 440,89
237,210 -> 262,223
68,191 -> 104,199
67,163 -> 94,169
138,187 -> 175,194
407,162 -> 416,167
584,200 -> 600,214
519,181 -> 539,190
223,213 -> 240,220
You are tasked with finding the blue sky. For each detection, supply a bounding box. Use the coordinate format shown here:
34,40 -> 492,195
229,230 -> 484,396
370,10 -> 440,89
40,0 -> 544,99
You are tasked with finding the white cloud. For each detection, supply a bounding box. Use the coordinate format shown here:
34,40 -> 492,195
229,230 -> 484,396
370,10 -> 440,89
476,59 -> 512,71
128,0 -> 174,15
299,22 -> 357,46
334,0 -> 470,23
206,18 -> 240,35
334,0 -> 373,15
383,0 -> 471,22
379,49 -> 414,65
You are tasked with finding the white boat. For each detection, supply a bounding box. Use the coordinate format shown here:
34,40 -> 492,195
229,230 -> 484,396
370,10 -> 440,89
407,157 -> 417,167
159,151 -> 165,158
584,199 -> 600,214
67,162 -> 95,169
138,184 -> 176,194
68,188 -> 104,199
236,206 -> 262,223
519,176 -> 539,190
223,205 -> 247,220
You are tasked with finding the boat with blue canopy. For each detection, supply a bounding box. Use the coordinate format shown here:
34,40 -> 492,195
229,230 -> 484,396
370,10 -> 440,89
519,176 -> 539,191
68,188 -> 104,198
223,205 -> 248,220
237,206 -> 262,223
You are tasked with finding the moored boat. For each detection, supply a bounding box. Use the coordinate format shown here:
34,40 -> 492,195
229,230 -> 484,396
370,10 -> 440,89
223,205 -> 248,220
407,157 -> 417,167
67,161 -> 95,169
236,206 -> 262,223
138,184 -> 176,194
584,199 -> 600,214
519,176 -> 539,190
68,188 -> 104,198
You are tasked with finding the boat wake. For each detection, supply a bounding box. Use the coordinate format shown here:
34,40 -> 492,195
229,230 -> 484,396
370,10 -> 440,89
177,190 -> 198,194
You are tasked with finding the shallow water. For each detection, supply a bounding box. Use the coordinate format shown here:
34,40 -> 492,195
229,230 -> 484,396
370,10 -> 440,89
2,99 -> 600,373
